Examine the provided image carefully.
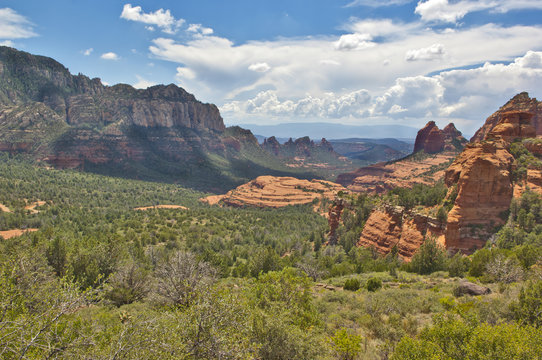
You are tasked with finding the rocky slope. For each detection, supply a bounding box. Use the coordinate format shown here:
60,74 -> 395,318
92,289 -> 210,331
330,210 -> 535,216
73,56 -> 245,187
201,175 -> 345,208
0,46 -> 327,191
471,92 -> 542,142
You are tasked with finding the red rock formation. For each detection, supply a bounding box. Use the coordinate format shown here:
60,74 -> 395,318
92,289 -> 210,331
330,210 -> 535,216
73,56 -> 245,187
262,136 -> 281,155
471,92 -> 542,142
444,141 -> 515,253
327,198 -> 345,245
200,176 -> 346,208
414,121 -> 443,154
358,206 -> 445,260
413,121 -> 466,154
485,111 -> 536,142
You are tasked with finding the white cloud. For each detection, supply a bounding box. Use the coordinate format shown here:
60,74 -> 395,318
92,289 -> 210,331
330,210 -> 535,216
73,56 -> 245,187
0,8 -> 36,40
120,4 -> 184,34
405,43 -> 446,61
224,89 -> 372,119
187,23 -> 214,36
248,62 -> 271,73
83,48 -> 93,56
100,52 -> 119,60
0,40 -> 14,47
335,33 -> 375,51
221,51 -> 542,134
415,0 -> 542,23
133,75 -> 156,89
176,67 -> 196,80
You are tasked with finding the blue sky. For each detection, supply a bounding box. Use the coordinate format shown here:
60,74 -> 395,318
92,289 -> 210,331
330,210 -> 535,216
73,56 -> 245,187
2,0 -> 542,134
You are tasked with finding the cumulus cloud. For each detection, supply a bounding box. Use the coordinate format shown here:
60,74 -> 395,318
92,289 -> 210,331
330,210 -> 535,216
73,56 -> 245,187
405,43 -> 446,61
415,0 -> 542,23
224,89 -> 372,119
248,62 -> 271,73
335,33 -> 375,51
222,51 -> 542,134
133,75 -> 156,89
0,40 -> 14,47
0,8 -> 36,40
120,4 -> 184,34
82,48 -> 93,56
187,23 -> 214,36
100,52 -> 119,60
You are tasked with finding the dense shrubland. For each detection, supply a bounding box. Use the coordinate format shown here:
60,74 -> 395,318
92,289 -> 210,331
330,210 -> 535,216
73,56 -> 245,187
1,154 -> 542,358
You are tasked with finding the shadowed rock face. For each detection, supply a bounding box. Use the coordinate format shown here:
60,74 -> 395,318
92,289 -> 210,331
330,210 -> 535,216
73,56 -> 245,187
471,92 -> 542,142
413,121 -> 466,154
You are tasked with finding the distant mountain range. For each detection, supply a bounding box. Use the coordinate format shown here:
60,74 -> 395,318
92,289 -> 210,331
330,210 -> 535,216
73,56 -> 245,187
238,122 -> 419,140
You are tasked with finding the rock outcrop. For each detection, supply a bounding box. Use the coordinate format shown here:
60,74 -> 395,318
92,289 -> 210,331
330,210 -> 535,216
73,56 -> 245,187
444,141 -> 515,253
454,281 -> 491,296
200,176 -> 345,208
413,121 -> 467,154
357,205 -> 445,260
471,92 -> 542,142
327,198 -> 346,245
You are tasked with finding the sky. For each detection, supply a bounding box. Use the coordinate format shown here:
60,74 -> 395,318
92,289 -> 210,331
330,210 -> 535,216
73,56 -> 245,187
1,0 -> 542,135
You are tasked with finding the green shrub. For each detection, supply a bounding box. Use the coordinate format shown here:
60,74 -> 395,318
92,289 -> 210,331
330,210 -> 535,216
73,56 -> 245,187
366,277 -> 382,292
329,328 -> 363,360
409,237 -> 447,275
343,278 -> 361,291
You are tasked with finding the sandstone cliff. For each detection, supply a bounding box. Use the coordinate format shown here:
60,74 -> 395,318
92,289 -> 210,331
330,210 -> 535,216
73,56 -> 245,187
441,110 -> 542,253
471,92 -> 542,142
357,205 -> 445,260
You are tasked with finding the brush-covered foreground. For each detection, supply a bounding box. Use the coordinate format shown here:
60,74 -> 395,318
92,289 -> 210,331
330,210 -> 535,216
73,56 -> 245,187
1,155 -> 542,359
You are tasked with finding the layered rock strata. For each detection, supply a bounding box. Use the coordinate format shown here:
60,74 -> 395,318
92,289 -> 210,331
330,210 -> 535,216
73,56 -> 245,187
201,176 -> 346,208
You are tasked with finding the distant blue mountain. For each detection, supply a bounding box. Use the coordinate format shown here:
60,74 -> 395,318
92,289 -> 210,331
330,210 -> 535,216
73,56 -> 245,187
238,122 -> 419,141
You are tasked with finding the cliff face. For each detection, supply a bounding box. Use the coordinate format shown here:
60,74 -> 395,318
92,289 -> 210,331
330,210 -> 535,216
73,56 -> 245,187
471,92 -> 542,142
444,110 -> 541,253
444,141 -> 515,253
357,205 -> 445,260
0,46 -> 224,132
